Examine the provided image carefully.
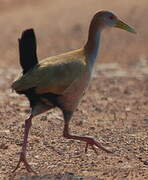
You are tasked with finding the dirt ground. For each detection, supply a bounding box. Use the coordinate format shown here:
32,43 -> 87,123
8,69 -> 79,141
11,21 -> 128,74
0,0 -> 148,180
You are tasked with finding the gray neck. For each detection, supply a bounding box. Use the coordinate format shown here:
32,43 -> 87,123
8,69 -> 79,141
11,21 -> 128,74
84,18 -> 102,68
88,32 -> 101,66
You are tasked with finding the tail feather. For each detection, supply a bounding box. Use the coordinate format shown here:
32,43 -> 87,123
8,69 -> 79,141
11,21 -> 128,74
19,28 -> 38,74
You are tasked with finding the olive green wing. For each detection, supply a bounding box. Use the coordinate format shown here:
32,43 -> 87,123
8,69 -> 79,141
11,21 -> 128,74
12,56 -> 86,95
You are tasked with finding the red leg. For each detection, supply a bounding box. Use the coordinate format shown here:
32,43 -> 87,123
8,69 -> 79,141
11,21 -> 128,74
63,110 -> 112,154
12,114 -> 36,174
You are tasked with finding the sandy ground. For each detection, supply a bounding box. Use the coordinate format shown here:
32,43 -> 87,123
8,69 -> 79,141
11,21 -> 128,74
0,0 -> 148,180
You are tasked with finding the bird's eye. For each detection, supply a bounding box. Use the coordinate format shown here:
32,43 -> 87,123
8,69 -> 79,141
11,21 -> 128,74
109,15 -> 114,20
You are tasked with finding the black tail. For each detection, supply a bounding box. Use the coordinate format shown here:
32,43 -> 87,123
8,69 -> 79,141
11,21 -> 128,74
18,28 -> 38,74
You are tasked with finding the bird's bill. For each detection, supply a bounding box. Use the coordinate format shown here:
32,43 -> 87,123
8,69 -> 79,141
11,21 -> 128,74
115,20 -> 136,34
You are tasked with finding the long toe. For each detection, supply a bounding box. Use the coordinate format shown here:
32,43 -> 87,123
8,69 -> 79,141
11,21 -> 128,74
83,136 -> 113,154
12,152 -> 37,174
12,159 -> 21,173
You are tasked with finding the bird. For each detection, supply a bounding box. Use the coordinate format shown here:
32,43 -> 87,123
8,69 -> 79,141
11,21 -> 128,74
11,10 -> 136,173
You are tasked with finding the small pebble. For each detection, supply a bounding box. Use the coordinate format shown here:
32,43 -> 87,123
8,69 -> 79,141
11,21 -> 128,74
40,116 -> 47,121
143,161 -> 148,165
118,160 -> 123,163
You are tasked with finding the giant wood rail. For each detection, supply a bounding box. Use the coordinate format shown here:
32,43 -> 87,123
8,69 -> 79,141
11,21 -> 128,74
12,10 -> 136,173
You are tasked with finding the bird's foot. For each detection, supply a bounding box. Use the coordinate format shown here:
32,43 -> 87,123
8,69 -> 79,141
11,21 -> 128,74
80,136 -> 112,154
12,152 -> 37,174
69,134 -> 113,154
65,133 -> 113,154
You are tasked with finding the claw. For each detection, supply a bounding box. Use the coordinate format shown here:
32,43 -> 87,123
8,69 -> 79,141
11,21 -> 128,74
85,143 -> 89,153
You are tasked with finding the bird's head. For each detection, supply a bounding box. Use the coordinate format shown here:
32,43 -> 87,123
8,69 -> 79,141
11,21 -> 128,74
93,11 -> 136,34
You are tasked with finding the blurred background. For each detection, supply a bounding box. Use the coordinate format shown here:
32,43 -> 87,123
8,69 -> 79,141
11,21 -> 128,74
0,1 -> 148,179
0,0 -> 148,69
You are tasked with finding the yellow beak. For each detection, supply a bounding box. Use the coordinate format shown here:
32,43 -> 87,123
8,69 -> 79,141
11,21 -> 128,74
115,20 -> 136,34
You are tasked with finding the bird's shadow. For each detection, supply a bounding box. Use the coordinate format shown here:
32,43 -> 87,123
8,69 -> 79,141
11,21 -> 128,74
9,172 -> 99,180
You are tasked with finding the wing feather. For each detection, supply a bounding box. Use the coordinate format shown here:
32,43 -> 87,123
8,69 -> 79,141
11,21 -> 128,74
12,49 -> 86,95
